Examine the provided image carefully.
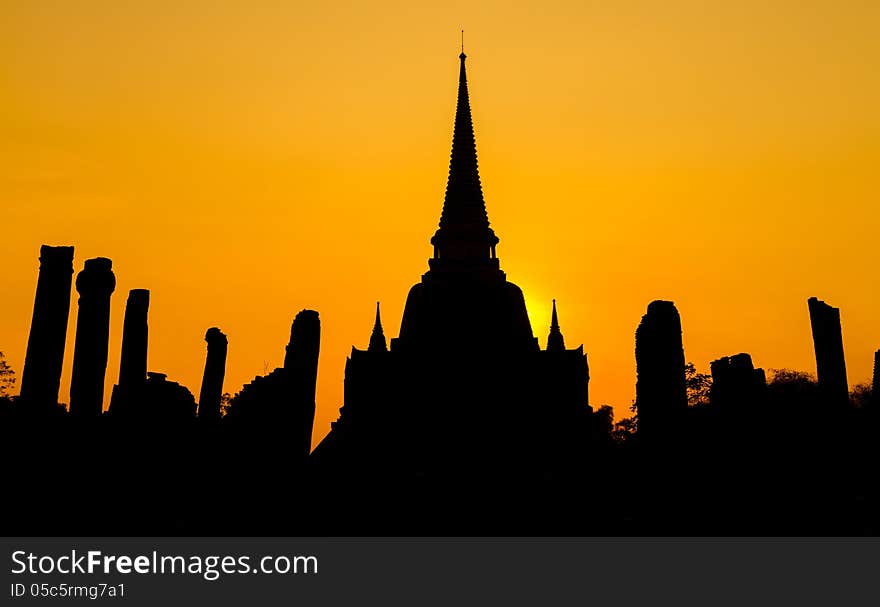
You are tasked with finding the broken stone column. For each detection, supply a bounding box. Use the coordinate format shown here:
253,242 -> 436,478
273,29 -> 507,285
108,289 -> 150,415
709,353 -> 767,409
20,245 -> 75,410
118,289 -> 150,389
284,310 -> 321,458
198,327 -> 228,422
69,258 -> 116,417
807,297 -> 849,407
635,300 -> 687,440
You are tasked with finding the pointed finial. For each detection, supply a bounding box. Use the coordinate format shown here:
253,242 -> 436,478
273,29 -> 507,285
369,301 -> 387,352
460,29 -> 466,59
547,299 -> 565,352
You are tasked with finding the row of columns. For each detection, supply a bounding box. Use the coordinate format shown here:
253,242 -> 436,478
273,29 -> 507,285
19,245 -> 227,418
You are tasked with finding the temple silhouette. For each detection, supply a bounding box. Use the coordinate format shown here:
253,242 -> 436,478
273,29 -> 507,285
2,50 -> 880,536
308,51 -> 593,519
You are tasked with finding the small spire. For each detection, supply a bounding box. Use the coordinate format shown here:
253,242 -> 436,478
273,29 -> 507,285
369,301 -> 387,352
461,29 -> 465,57
547,299 -> 565,352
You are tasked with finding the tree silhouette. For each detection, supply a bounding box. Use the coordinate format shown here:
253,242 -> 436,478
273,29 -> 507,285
0,351 -> 15,398
685,362 -> 711,407
850,383 -> 872,409
220,392 -> 232,416
768,368 -> 815,385
612,416 -> 638,444
767,368 -> 817,398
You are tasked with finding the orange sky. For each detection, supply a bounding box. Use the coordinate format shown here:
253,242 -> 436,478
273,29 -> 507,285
2,1 -> 878,447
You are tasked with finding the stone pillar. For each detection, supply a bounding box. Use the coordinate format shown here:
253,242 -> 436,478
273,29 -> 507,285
118,289 -> 150,389
284,310 -> 320,458
69,258 -> 116,417
807,297 -> 849,407
635,300 -> 687,440
108,289 -> 149,415
20,245 -> 74,410
198,327 -> 228,422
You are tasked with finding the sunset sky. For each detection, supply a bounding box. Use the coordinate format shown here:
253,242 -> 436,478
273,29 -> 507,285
2,1 -> 878,447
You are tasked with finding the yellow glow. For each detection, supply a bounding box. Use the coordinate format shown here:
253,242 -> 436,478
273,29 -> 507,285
1,1 -> 878,446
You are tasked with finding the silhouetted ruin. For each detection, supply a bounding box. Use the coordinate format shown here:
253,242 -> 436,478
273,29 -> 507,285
310,52 -> 592,531
19,245 -> 74,411
197,327 -> 228,422
808,297 -> 849,407
109,289 -> 149,414
69,258 -> 116,417
142,371 -> 197,420
634,300 -> 687,440
285,310 -> 321,457
709,353 -> 767,410
2,50 -> 880,537
118,289 -> 150,389
225,310 -> 319,463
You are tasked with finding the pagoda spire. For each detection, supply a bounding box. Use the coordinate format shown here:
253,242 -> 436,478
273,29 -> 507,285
368,301 -> 388,352
430,49 -> 499,265
547,299 -> 566,352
